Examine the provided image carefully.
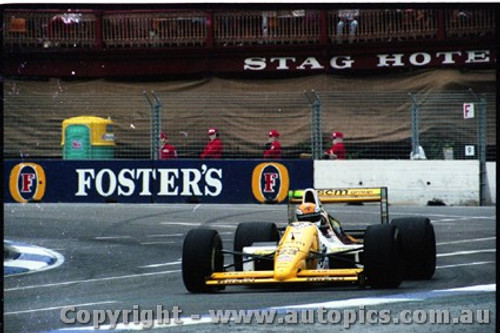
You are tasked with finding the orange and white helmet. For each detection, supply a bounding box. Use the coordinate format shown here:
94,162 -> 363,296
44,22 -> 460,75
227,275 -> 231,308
296,202 -> 322,223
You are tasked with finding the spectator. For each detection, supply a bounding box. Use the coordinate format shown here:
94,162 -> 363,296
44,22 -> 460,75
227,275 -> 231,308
201,127 -> 223,159
262,11 -> 278,40
324,131 -> 346,160
159,132 -> 177,159
336,9 -> 359,44
263,129 -> 281,159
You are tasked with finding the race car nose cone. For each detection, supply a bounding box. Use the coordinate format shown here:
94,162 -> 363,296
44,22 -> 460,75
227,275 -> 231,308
274,266 -> 293,281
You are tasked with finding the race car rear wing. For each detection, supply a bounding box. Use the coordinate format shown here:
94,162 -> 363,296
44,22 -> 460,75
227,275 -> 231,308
288,187 -> 389,224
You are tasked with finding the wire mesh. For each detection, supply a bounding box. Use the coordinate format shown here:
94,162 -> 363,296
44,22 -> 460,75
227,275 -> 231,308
316,91 -> 495,160
410,91 -> 488,160
315,91 -> 411,159
2,84 -> 496,161
157,91 -> 311,159
3,82 -> 151,159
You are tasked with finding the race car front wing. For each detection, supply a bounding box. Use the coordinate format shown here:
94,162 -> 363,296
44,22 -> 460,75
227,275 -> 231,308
206,268 -> 364,286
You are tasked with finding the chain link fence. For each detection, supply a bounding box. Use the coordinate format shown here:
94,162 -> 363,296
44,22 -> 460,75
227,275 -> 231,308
315,91 -> 494,161
155,90 -> 495,161
409,91 -> 488,161
156,91 -> 312,159
3,82 -> 151,159
3,84 -> 496,161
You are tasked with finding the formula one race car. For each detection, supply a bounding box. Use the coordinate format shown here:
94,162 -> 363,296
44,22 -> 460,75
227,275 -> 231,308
182,187 -> 436,293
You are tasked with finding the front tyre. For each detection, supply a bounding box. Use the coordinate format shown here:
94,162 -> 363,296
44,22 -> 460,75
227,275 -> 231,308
182,228 -> 223,293
233,222 -> 279,271
364,224 -> 403,289
391,217 -> 436,280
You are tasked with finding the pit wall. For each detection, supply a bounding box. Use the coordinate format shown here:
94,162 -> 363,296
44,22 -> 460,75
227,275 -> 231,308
314,160 -> 496,206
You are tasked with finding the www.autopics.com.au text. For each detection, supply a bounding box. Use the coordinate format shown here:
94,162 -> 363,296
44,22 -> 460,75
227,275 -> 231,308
60,305 -> 491,329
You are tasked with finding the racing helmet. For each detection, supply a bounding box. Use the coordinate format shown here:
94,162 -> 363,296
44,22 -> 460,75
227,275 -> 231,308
296,203 -> 322,223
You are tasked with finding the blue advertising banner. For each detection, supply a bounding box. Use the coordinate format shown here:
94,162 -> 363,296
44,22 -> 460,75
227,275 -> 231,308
4,160 -> 313,204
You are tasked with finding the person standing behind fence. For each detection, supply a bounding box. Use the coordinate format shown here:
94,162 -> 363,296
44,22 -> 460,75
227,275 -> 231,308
263,129 -> 281,159
324,131 -> 346,159
201,127 -> 223,158
159,132 -> 178,159
336,9 -> 359,44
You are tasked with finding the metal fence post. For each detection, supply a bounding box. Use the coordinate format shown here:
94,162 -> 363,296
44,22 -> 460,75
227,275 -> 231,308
478,96 -> 487,205
305,90 -> 322,159
144,91 -> 162,160
151,92 -> 162,161
409,93 -> 420,158
477,94 -> 487,206
469,89 -> 488,206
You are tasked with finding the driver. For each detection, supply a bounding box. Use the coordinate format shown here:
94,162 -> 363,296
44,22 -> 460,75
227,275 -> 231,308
296,203 -> 333,238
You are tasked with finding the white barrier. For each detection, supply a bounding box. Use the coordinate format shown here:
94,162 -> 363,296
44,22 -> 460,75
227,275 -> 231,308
314,160 -> 496,206
486,162 -> 496,204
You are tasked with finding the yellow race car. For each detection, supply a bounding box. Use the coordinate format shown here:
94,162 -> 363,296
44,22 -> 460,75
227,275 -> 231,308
182,187 -> 436,293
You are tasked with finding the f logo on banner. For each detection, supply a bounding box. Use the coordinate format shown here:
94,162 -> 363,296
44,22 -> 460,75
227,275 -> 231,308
21,173 -> 36,193
263,172 -> 278,193
9,163 -> 47,203
251,163 -> 290,203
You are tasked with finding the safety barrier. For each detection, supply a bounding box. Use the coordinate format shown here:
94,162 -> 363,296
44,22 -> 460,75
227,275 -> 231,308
3,160 -> 313,204
3,159 -> 495,205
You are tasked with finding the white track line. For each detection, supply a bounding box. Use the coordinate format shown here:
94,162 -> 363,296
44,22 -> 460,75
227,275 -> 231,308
5,301 -> 117,316
160,222 -> 236,229
437,249 -> 496,257
5,270 -> 180,292
436,237 -> 495,246
139,261 -> 182,269
160,222 -> 201,226
94,236 -> 132,240
145,233 -> 183,238
140,241 -> 176,245
437,261 -> 494,269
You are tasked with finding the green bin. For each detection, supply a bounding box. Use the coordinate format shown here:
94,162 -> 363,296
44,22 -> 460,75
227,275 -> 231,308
62,116 -> 115,159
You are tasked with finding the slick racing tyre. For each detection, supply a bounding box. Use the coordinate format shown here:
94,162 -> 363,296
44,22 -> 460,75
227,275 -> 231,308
391,217 -> 436,280
182,228 -> 224,293
364,224 -> 403,289
233,222 -> 279,271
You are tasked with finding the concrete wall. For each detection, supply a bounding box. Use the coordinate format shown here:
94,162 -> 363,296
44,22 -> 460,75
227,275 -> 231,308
315,160 -> 496,206
486,162 -> 496,204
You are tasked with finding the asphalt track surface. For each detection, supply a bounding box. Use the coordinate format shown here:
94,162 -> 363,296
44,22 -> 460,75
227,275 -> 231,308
4,203 -> 496,332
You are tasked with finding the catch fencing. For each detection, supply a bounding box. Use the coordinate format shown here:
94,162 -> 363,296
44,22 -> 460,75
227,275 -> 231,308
151,90 -> 494,161
3,89 -> 495,161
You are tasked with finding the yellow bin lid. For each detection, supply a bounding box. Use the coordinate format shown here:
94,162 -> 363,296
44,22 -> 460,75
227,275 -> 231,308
62,116 -> 115,146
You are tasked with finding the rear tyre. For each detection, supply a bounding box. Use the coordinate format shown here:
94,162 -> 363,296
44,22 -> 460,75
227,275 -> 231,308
364,224 -> 403,289
391,217 -> 436,280
233,222 -> 279,271
182,228 -> 223,293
